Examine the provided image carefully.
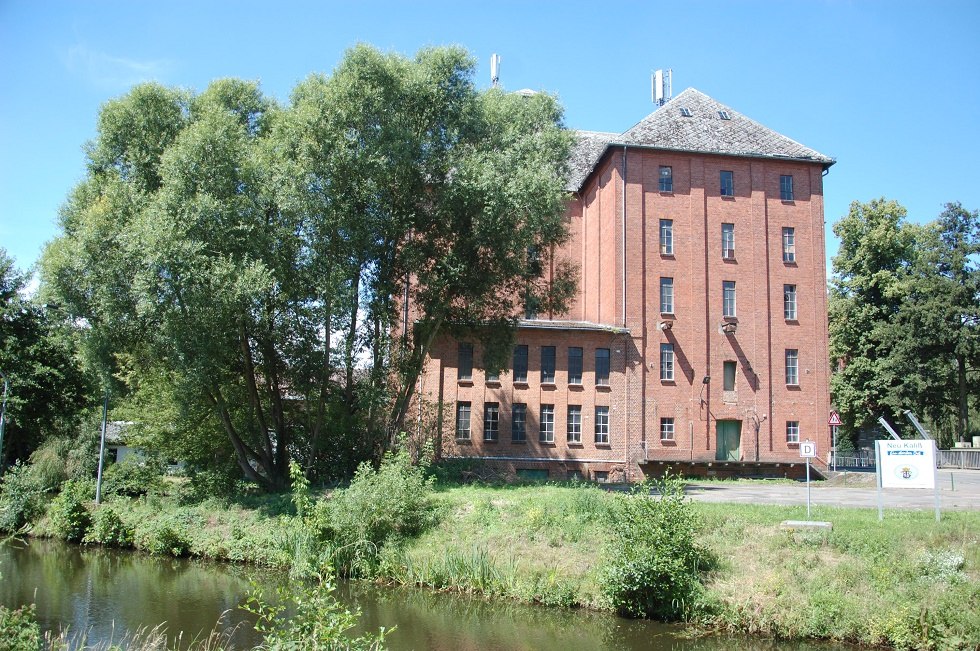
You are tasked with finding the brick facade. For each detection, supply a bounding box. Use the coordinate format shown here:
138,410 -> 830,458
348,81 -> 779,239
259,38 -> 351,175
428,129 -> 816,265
419,89 -> 834,481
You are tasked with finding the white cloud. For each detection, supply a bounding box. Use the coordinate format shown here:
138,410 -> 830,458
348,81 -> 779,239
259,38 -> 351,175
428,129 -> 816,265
65,43 -> 174,89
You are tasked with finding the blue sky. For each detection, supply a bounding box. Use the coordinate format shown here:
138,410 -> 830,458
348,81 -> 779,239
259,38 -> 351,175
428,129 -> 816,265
2,0 -> 979,277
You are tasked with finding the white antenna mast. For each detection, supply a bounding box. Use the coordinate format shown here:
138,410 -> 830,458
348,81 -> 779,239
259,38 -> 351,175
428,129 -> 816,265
652,68 -> 672,106
490,53 -> 501,88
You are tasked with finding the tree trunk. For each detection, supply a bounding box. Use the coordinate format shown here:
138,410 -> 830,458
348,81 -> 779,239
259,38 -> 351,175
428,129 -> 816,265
958,353 -> 968,441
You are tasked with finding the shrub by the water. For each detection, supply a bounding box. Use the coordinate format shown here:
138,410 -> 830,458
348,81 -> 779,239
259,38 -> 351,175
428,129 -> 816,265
600,475 -> 711,620
83,505 -> 133,547
134,515 -> 190,556
0,602 -> 42,651
48,481 -> 91,543
0,462 -> 47,533
102,456 -> 164,498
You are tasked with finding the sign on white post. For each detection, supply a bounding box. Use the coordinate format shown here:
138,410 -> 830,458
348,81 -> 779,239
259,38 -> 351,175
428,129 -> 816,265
800,441 -> 817,458
878,440 -> 936,489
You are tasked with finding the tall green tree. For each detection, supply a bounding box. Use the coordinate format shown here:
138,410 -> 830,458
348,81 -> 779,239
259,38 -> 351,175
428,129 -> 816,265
829,199 -> 980,444
0,249 -> 91,466
41,46 -> 575,487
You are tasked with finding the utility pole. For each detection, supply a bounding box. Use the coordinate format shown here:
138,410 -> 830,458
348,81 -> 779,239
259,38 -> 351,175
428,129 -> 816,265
95,388 -> 109,504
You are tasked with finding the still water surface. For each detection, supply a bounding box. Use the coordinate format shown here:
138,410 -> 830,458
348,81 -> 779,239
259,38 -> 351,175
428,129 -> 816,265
2,538 -> 830,650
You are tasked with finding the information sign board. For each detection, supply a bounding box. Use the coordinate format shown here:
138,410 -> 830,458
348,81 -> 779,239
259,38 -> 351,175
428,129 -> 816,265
876,440 -> 936,489
799,441 -> 817,458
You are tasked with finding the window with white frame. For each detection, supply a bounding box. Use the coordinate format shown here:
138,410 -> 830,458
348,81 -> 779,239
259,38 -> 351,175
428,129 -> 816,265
786,420 -> 800,443
723,280 -> 737,318
595,406 -> 610,444
660,343 -> 674,381
784,284 -> 797,320
456,402 -> 471,440
483,402 -> 499,442
659,165 -> 673,193
722,223 -> 735,259
782,227 -> 796,263
660,417 -> 675,441
660,277 -> 674,314
567,405 -> 582,444
785,349 -> 799,385
660,219 -> 673,255
539,405 -> 555,443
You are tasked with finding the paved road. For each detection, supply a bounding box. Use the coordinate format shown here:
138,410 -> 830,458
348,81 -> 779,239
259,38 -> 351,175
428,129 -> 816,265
682,468 -> 980,511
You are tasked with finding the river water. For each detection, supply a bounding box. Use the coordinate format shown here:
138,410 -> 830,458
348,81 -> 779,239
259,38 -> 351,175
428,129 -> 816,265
1,538 -> 832,650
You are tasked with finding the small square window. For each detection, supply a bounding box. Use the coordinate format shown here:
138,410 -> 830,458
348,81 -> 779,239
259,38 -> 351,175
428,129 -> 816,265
786,421 -> 800,443
720,170 -> 734,197
660,417 -> 675,441
660,343 -> 674,381
659,166 -> 673,193
780,175 -> 794,201
595,406 -> 610,444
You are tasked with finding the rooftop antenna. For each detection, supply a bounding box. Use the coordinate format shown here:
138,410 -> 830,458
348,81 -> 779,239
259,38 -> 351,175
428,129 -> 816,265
490,53 -> 501,88
652,68 -> 672,106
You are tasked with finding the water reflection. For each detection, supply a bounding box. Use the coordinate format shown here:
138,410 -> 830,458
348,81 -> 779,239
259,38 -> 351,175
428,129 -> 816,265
2,539 -> 839,651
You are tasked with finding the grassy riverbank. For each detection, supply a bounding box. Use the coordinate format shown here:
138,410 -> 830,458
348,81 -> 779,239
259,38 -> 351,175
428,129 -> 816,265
12,471 -> 980,650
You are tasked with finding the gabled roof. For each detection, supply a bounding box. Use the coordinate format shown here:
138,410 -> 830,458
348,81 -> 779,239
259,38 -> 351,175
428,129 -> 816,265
566,88 -> 834,192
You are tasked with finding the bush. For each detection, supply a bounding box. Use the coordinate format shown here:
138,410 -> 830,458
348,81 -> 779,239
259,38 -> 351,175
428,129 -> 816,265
313,451 -> 436,575
0,462 -> 48,533
48,481 -> 91,543
83,505 -> 134,547
600,475 -> 712,620
102,455 -> 164,498
134,515 -> 190,556
0,603 -> 42,651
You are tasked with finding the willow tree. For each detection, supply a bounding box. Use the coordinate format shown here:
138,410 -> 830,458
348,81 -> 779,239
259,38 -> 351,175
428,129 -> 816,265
42,46 -> 575,488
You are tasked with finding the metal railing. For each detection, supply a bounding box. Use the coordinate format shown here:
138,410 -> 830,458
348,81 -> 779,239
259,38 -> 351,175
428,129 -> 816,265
939,449 -> 980,470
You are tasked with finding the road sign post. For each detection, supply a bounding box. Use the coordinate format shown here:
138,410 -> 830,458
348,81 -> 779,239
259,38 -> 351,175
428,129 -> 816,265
800,440 -> 817,519
828,411 -> 841,472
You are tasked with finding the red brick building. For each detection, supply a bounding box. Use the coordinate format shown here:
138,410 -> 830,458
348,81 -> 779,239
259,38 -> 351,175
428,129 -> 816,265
420,88 -> 835,481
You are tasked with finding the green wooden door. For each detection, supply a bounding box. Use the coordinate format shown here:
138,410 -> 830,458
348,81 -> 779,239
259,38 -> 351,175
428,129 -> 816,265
716,420 -> 741,461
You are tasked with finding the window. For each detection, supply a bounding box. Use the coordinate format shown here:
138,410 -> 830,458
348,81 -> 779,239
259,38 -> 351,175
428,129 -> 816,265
660,417 -> 675,441
659,219 -> 673,255
722,223 -> 735,259
659,166 -> 673,192
786,420 -> 800,443
567,406 -> 582,443
456,402 -> 471,440
780,175 -> 794,201
568,347 -> 583,384
595,348 -> 610,385
679,107 -> 692,118
595,406 -> 610,444
512,403 -> 527,442
720,170 -> 734,197
723,360 -> 736,391
484,350 -> 499,382
660,343 -> 674,381
718,110 -> 731,120
782,227 -> 796,263
784,284 -> 797,320
660,277 -> 674,314
513,345 -> 528,383
483,403 -> 499,442
458,343 -> 473,381
541,346 -> 556,384
723,280 -> 737,318
785,349 -> 799,385
539,405 -> 555,443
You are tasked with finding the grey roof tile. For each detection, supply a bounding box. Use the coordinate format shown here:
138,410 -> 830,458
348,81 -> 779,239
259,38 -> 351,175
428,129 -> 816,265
565,88 -> 834,192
